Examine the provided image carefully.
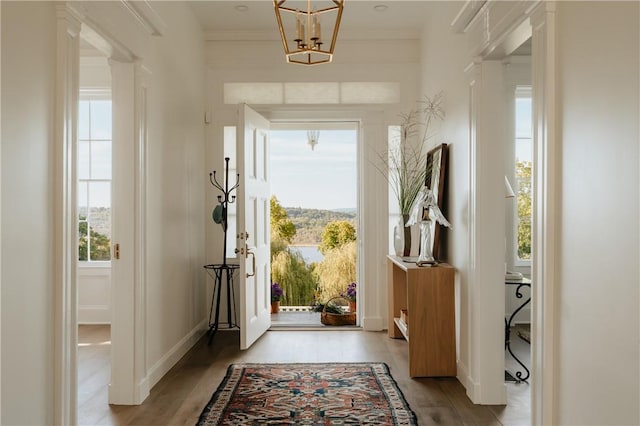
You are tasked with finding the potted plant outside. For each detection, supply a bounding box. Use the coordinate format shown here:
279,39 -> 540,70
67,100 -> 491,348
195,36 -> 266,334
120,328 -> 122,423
271,282 -> 283,314
342,282 -> 357,313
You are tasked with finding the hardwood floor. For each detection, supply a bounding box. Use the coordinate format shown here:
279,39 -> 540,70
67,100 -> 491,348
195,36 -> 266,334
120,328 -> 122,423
78,325 -> 112,425
78,325 -> 531,425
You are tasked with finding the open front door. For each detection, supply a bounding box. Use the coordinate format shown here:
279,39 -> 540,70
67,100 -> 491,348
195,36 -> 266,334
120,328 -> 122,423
237,104 -> 271,350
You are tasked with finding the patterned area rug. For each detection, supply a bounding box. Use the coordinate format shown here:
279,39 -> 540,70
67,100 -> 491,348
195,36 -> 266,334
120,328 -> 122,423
197,362 -> 417,425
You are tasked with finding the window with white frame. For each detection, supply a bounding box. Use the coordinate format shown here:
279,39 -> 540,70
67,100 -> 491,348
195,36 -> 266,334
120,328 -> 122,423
78,97 -> 112,262
514,87 -> 532,263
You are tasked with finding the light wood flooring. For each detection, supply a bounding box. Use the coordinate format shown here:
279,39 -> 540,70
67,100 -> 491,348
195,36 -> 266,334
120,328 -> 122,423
78,325 -> 531,425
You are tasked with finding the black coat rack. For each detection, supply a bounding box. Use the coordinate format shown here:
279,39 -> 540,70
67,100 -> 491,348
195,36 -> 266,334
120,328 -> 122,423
204,157 -> 240,345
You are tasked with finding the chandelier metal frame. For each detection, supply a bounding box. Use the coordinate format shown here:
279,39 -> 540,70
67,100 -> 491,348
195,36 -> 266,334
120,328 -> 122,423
273,0 -> 344,66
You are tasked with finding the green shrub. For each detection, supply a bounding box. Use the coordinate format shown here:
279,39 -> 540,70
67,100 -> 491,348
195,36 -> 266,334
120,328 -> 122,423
314,241 -> 357,302
271,249 -> 317,306
319,220 -> 356,254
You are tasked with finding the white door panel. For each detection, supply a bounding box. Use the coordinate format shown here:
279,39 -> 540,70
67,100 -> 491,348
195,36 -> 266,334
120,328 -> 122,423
238,104 -> 271,350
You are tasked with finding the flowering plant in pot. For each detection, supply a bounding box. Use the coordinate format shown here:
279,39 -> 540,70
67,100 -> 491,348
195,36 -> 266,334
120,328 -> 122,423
341,282 -> 357,312
271,282 -> 283,313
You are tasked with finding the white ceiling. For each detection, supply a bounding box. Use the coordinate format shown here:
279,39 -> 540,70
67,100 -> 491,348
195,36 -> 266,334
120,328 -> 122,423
81,2 -> 533,56
188,1 -> 440,38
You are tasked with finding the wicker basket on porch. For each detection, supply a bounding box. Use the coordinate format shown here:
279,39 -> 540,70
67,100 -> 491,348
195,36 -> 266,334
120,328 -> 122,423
320,297 -> 356,326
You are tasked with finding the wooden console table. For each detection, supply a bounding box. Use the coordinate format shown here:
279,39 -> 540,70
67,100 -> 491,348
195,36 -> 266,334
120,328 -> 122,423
387,256 -> 456,377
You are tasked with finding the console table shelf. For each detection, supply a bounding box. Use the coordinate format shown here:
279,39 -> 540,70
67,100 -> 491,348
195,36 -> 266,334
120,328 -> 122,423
387,256 -> 456,378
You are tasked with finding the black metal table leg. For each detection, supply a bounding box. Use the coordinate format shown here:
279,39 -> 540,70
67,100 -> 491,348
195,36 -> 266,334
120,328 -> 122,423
204,264 -> 240,345
505,278 -> 531,383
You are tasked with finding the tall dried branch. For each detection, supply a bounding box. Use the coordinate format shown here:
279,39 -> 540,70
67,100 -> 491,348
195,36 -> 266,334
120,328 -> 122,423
374,92 -> 445,215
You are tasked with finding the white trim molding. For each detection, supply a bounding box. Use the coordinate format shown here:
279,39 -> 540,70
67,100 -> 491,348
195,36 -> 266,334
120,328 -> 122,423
465,58 -> 508,405
54,4 -> 82,425
146,320 -> 207,390
453,1 -> 541,59
108,60 -> 151,405
120,0 -> 167,36
530,3 -> 557,425
134,60 -> 151,404
1,4 -> 3,421
450,0 -> 488,33
69,2 -> 135,63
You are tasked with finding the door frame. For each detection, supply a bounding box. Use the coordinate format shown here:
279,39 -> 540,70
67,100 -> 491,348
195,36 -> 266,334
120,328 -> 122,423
260,107 -> 386,331
108,59 -> 151,405
55,5 -> 149,424
206,106 -> 388,333
268,119 -> 362,325
530,4 -> 558,425
453,0 -> 557,420
54,7 -> 81,423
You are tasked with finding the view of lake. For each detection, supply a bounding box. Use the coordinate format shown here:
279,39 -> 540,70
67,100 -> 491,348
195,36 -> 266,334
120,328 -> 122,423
290,245 -> 323,264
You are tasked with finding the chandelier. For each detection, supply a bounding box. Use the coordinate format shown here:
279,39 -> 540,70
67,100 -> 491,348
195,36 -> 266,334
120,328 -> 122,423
307,130 -> 320,151
273,0 -> 345,66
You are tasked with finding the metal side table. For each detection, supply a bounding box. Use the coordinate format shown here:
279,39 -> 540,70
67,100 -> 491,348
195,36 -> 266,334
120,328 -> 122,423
505,277 -> 531,383
204,263 -> 239,345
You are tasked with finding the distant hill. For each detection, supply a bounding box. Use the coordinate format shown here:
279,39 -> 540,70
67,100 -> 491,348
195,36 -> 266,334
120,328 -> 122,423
285,207 -> 357,245
331,208 -> 357,215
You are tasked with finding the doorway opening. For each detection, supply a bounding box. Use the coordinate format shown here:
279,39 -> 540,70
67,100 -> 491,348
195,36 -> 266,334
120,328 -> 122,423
77,43 -> 113,424
269,124 -> 358,328
502,40 -> 533,423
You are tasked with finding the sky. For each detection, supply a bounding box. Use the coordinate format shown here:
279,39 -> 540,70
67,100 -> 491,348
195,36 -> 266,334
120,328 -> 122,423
270,129 -> 357,210
78,100 -> 112,209
515,97 -> 532,162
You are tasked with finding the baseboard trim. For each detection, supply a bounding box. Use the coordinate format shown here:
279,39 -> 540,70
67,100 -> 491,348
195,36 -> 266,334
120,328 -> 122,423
361,316 -> 384,331
135,377 -> 150,405
457,360 -> 507,404
456,360 -> 478,400
146,319 -> 207,391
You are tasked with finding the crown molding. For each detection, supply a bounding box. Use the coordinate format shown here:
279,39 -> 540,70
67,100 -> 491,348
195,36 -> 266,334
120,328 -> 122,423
68,3 -> 136,62
204,28 -> 421,42
120,0 -> 167,36
451,0 -> 488,33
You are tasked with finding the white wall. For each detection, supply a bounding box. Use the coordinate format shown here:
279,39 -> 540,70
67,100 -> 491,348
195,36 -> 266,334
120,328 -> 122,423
418,0 -> 474,397
205,37 -> 422,332
555,2 -> 639,424
1,2 -> 57,424
1,1 -> 206,423
77,266 -> 111,324
132,2 -> 207,375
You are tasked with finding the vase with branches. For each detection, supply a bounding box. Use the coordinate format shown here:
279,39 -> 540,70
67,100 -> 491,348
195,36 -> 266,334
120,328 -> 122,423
379,92 -> 445,256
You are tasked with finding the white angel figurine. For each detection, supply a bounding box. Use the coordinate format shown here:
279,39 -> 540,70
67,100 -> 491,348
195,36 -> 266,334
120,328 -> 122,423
406,185 -> 452,265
